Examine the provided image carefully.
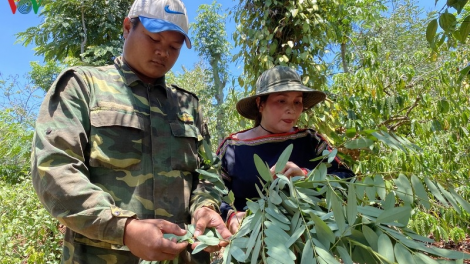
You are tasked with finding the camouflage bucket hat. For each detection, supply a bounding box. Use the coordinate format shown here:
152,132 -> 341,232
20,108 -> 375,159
236,66 -> 326,120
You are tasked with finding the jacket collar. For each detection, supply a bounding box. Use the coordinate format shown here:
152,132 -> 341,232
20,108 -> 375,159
114,56 -> 166,88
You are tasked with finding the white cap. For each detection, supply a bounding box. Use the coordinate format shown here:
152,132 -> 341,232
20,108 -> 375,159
128,0 -> 191,49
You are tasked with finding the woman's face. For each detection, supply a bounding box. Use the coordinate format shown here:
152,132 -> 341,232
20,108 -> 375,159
258,91 -> 304,133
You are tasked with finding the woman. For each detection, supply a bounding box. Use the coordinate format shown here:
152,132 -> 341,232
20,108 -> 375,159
217,66 -> 354,233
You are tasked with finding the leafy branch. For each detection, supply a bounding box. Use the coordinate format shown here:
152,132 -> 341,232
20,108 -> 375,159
219,144 -> 470,263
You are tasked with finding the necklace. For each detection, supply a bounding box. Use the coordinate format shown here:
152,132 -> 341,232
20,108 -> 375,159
259,124 -> 275,134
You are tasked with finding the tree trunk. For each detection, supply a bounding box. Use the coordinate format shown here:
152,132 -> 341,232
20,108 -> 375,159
210,57 -> 225,145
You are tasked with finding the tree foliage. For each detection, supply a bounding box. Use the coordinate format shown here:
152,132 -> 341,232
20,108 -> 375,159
29,60 -> 63,92
192,1 -> 232,144
232,0 -> 386,91
425,0 -> 470,53
305,0 -> 470,242
16,0 -> 133,66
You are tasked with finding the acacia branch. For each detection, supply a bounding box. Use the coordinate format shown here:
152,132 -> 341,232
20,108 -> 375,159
378,95 -> 421,131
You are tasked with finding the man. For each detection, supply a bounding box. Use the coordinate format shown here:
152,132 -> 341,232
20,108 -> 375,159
31,0 -> 230,263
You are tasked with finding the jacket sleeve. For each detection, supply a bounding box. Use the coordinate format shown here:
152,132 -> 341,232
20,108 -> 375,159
31,70 -> 135,246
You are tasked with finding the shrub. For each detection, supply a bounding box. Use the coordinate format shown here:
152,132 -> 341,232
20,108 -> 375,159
0,180 -> 62,263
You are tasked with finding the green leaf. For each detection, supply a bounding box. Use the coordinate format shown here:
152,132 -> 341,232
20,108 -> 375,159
383,192 -> 396,211
255,183 -> 265,199
254,154 -> 273,182
331,194 -> 346,234
413,252 -> 440,264
364,176 -> 376,202
327,148 -> 338,163
423,178 -> 448,206
362,225 -> 379,251
347,184 -> 357,225
266,240 -> 296,264
394,174 -> 413,206
301,239 -> 315,264
316,247 -> 341,264
247,200 -> 260,213
426,19 -> 438,44
357,205 -> 382,218
336,246 -> 354,264
448,186 -> 470,213
266,206 -> 290,224
345,127 -> 357,138
269,188 -> 283,205
403,230 -> 435,243
436,182 -> 461,214
459,15 -> 470,43
245,217 -> 262,258
310,213 -> 335,246
378,234 -> 395,263
265,226 -> 290,244
223,244 -> 232,264
439,12 -> 457,32
394,243 -> 416,264
195,235 -> 220,246
223,190 -> 235,206
374,175 -> 387,200
251,233 -> 263,264
375,205 -> 411,225
192,242 -> 208,254
265,216 -> 290,231
458,63 -> 470,83
313,163 -> 327,181
344,137 -> 374,149
410,175 -> 430,210
286,225 -> 304,248
275,144 -> 293,174
281,192 -> 298,210
202,139 -> 214,164
196,169 -> 221,182
230,245 -> 247,262
290,210 -> 301,231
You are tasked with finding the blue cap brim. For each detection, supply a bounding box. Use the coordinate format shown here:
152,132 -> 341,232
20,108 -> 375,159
139,16 -> 191,49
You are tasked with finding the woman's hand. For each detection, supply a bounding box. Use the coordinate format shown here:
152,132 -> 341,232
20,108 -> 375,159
227,211 -> 246,234
270,161 -> 306,178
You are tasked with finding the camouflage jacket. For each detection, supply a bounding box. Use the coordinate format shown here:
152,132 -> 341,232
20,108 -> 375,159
31,57 -> 219,264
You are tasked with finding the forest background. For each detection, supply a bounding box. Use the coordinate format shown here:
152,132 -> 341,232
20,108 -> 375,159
0,0 -> 469,263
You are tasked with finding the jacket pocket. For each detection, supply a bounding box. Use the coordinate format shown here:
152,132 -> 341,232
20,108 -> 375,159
169,122 -> 201,172
89,109 -> 145,170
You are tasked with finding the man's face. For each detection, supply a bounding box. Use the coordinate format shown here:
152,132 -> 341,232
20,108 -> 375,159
122,17 -> 185,83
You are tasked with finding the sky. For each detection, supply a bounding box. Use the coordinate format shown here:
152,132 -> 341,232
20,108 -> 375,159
0,1 -> 441,80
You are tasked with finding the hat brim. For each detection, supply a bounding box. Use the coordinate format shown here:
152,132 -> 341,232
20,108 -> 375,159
139,16 -> 192,49
236,84 -> 326,120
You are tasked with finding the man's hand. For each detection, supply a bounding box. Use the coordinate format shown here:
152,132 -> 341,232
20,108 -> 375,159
270,161 -> 305,178
192,207 -> 232,253
124,218 -> 188,261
